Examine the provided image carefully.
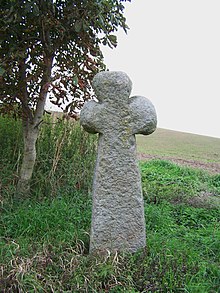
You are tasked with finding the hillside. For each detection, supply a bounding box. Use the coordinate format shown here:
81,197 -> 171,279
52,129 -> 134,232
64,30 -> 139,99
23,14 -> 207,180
137,128 -> 220,174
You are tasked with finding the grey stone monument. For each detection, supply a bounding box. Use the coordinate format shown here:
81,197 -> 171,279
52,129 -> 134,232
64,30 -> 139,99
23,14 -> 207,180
80,71 -> 157,253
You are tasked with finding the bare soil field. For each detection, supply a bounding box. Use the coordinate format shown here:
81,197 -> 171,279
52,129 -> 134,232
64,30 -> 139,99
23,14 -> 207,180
137,128 -> 220,174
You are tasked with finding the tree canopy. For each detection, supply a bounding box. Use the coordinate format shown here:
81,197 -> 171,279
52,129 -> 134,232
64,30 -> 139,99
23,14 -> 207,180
0,0 -> 130,117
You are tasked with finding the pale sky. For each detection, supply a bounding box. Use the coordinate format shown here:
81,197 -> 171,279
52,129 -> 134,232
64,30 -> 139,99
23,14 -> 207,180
101,0 -> 220,138
46,0 -> 220,138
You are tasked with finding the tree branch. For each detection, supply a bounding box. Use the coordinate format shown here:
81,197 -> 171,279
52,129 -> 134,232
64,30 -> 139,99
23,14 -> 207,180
33,55 -> 53,128
18,59 -> 33,122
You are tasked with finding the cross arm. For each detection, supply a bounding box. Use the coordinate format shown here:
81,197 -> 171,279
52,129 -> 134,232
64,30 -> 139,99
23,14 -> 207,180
80,101 -> 103,134
129,96 -> 157,135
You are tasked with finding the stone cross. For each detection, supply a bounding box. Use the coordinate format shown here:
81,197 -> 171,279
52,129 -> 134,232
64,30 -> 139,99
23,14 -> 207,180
80,71 -> 157,253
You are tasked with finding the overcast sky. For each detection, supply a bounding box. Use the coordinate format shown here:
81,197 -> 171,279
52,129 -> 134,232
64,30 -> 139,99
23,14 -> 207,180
101,0 -> 220,138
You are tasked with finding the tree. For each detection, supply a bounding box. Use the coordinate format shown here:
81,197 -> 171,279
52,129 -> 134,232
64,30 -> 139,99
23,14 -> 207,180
0,0 -> 130,196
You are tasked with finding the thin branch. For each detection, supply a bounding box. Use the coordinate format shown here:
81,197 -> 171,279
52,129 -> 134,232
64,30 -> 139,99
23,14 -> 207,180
33,55 -> 53,127
18,59 -> 33,121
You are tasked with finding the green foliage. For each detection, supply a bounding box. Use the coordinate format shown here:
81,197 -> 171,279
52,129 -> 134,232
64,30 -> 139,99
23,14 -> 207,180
1,117 -> 220,292
1,197 -> 219,291
32,115 -> 97,198
0,0 -> 130,114
144,203 -> 220,293
0,115 -> 97,201
0,116 -> 22,161
141,160 -> 219,205
1,192 -> 91,254
0,116 -> 22,195
209,174 -> 220,191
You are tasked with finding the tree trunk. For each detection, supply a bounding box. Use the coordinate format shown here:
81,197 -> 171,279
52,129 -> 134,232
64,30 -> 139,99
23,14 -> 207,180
16,55 -> 53,198
17,119 -> 39,196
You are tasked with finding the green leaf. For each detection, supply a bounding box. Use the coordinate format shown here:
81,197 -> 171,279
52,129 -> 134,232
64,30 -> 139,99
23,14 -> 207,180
98,15 -> 106,30
108,34 -> 117,47
0,67 -> 5,76
73,76 -> 78,86
24,2 -> 32,13
33,4 -> 39,16
0,0 -> 130,115
82,21 -> 88,31
74,20 -> 82,33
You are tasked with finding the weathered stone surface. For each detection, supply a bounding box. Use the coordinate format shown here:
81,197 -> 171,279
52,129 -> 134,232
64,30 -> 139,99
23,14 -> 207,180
80,71 -> 157,253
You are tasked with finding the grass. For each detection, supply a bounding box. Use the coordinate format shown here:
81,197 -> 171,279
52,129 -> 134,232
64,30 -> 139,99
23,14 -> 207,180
137,128 -> 220,164
0,116 -> 220,292
0,114 -> 97,201
141,160 -> 220,207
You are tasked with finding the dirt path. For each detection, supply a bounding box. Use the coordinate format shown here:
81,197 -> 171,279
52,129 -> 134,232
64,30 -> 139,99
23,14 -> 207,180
138,153 -> 220,174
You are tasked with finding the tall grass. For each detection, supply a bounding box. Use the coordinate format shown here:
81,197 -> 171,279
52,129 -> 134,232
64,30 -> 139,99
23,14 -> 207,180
32,114 -> 97,198
0,115 -> 97,201
0,115 -> 220,292
0,116 -> 23,200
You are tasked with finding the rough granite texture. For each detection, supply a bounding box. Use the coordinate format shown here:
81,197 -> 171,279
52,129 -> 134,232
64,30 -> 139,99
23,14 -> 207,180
80,71 -> 157,253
